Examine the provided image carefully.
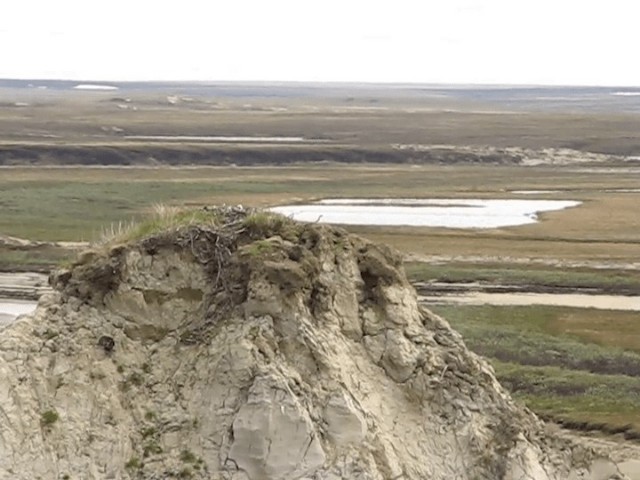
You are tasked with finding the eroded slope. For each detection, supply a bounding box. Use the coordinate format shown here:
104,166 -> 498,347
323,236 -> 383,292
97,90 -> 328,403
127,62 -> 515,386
0,209 -> 624,479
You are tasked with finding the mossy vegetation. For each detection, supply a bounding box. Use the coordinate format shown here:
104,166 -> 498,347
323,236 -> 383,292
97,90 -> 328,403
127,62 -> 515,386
244,239 -> 279,257
178,467 -> 193,478
177,448 -> 205,477
125,457 -> 142,470
40,409 -> 59,428
180,449 -> 197,463
144,410 -> 156,421
242,210 -> 301,241
143,441 -> 163,457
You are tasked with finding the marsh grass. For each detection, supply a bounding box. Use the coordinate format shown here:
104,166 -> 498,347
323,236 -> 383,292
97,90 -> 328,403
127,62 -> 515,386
495,361 -> 640,434
0,245 -> 76,271
406,262 -> 640,294
432,303 -> 640,434
433,304 -> 640,354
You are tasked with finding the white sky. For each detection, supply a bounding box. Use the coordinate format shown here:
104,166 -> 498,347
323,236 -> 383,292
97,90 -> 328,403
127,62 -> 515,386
1,0 -> 639,86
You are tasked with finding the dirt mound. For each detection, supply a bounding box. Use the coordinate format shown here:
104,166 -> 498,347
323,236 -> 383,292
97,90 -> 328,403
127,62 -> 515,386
0,208 -> 628,479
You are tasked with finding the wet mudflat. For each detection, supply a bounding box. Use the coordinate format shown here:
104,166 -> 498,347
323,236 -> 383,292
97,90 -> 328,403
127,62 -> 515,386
271,198 -> 581,229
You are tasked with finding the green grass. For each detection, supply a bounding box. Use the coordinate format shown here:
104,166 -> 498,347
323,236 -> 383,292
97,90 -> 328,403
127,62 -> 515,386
180,449 -> 197,463
99,204 -> 222,246
0,179 -> 291,242
432,304 -> 640,354
406,262 -> 640,294
0,246 -> 76,271
431,303 -> 640,434
495,362 -> 640,433
40,409 -> 59,427
125,457 -> 142,470
431,304 -> 640,376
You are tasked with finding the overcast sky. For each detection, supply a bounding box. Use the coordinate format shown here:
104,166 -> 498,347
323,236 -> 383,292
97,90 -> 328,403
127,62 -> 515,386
2,0 -> 638,86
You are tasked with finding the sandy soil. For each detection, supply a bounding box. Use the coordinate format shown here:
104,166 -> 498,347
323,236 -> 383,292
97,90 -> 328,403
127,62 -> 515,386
420,291 -> 640,311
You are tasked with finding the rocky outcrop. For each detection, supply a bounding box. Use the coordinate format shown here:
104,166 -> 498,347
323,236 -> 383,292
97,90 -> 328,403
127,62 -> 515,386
0,209 -> 628,479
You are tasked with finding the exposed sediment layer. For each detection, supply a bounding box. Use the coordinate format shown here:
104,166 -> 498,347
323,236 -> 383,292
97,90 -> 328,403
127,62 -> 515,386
0,209 -> 632,479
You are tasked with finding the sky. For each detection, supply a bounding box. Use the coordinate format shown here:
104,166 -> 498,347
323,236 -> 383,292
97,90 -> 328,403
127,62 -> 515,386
2,0 -> 639,86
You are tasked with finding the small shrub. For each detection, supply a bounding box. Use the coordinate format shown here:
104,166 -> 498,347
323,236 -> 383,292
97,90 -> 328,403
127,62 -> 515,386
41,410 -> 59,427
141,426 -> 156,438
243,211 -> 298,239
178,467 -> 192,478
143,441 -> 163,457
128,372 -> 144,387
125,457 -> 142,470
180,449 -> 197,463
99,204 -> 220,246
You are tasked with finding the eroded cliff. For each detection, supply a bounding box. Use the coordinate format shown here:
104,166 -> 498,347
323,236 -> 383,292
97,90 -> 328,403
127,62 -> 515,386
0,208 -> 627,479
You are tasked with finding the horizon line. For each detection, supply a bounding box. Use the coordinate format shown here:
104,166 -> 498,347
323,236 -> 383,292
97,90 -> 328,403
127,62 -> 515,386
1,77 -> 639,90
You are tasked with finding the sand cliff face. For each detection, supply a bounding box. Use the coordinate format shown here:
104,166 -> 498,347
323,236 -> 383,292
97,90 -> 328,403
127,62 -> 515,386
0,210 -> 625,479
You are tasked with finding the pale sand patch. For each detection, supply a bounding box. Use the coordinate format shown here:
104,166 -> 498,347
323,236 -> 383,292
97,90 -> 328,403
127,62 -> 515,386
421,292 -> 640,311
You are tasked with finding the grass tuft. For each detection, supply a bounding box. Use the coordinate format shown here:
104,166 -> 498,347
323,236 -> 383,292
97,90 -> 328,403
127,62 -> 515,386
180,449 -> 197,463
98,204 -> 221,246
125,457 -> 142,470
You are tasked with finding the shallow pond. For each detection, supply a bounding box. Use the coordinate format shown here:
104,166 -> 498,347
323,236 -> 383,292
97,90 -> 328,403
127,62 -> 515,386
271,198 -> 581,229
0,299 -> 37,326
125,135 -> 309,143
